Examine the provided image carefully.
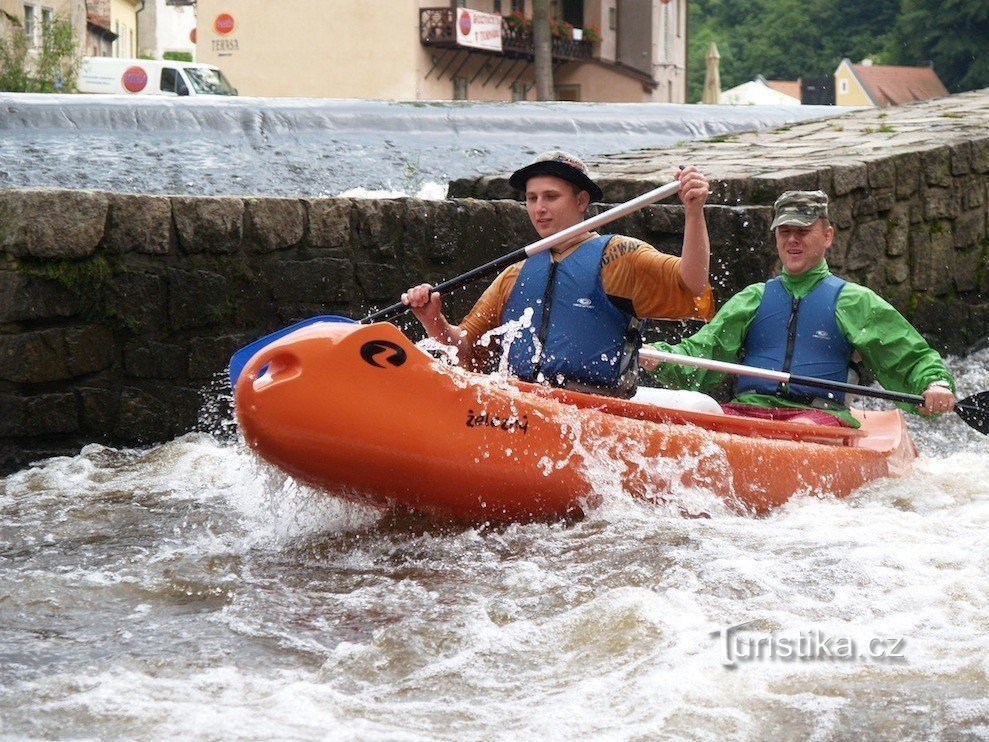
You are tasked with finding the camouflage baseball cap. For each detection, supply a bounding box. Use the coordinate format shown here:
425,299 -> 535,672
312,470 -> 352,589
508,150 -> 604,203
770,190 -> 830,230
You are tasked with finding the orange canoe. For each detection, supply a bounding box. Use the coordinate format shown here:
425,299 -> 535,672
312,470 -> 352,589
234,321 -> 917,522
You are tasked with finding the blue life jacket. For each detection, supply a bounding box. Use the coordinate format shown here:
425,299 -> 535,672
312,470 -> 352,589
737,275 -> 853,404
501,234 -> 640,395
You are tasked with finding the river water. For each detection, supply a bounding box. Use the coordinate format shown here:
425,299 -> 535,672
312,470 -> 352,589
2,345 -> 987,739
3,95 -> 987,738
0,95 -> 844,198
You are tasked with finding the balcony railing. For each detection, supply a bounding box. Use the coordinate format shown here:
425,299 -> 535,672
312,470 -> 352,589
420,7 -> 593,62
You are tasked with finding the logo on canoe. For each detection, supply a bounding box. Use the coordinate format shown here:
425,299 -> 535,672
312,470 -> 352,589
466,409 -> 529,435
573,297 -> 594,309
813,329 -> 832,340
360,340 -> 407,368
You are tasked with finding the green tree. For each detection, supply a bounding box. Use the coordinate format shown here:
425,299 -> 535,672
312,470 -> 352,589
887,0 -> 989,93
0,13 -> 79,93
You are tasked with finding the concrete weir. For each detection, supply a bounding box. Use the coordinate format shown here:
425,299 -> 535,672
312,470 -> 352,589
1,90 -> 988,471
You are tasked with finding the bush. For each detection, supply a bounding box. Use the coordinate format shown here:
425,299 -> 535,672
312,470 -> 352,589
163,51 -> 193,63
0,13 -> 79,93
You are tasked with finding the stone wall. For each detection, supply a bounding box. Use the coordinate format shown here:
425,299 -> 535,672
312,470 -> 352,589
0,190 -> 773,471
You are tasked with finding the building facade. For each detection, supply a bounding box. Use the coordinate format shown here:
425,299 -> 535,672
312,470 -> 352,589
194,0 -> 688,102
0,0 -> 86,51
136,0 -> 196,61
835,58 -> 949,108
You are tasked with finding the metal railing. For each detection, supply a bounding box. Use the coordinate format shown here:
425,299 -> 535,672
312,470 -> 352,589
420,7 -> 592,62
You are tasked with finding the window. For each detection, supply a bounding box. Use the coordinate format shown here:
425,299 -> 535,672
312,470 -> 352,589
23,5 -> 36,46
555,84 -> 580,101
511,0 -> 524,13
511,81 -> 527,101
41,7 -> 52,30
839,79 -> 849,95
608,6 -> 616,30
161,67 -> 177,93
493,0 -> 502,12
453,76 -> 468,100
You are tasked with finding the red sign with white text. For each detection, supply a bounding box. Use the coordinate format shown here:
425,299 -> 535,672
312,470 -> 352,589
214,13 -> 235,35
121,66 -> 148,93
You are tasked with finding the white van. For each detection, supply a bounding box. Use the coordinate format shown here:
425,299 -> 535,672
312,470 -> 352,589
77,57 -> 237,97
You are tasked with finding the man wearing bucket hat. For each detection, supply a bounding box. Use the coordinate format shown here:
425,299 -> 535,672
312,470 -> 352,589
402,151 -> 715,397
644,189 -> 955,426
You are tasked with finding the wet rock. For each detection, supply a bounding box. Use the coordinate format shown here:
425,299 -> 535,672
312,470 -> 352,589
831,162 -> 867,196
124,340 -> 188,379
0,393 -> 77,437
921,146 -> 952,186
954,208 -> 987,248
172,196 -> 244,254
308,199 -> 353,249
188,334 -> 245,379
104,271 -> 167,335
168,269 -> 231,331
113,386 -> 170,442
264,257 -> 352,304
246,197 -> 306,252
845,220 -> 886,271
105,194 -> 171,254
0,189 -> 108,258
0,328 -> 69,383
0,270 -> 80,323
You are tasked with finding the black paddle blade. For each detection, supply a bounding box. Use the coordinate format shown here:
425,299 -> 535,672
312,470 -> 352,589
956,392 -> 989,435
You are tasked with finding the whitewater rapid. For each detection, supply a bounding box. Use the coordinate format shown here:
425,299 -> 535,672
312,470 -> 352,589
1,348 -> 987,738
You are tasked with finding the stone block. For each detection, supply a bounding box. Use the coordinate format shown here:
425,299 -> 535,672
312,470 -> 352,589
954,209 -> 987,249
873,188 -> 896,213
352,199 -> 406,261
64,325 -> 116,377
168,269 -> 231,331
910,224 -> 953,296
0,328 -> 69,382
0,271 -> 80,323
972,139 -> 989,174
105,194 -> 171,255
885,204 -> 911,257
885,260 -> 909,285
832,163 -> 867,196
124,340 -> 187,379
845,220 -> 886,271
77,385 -> 115,436
828,196 -> 853,229
308,199 -> 353,249
246,198 -> 305,252
922,185 -> 958,220
188,334 -> 245,379
852,194 -> 878,218
0,189 -> 108,258
113,386 -> 170,442
170,386 -> 203,433
953,246 -> 983,294
921,147 -> 952,187
172,196 -> 244,254
0,393 -> 77,437
962,178 -> 985,209
894,152 -> 921,198
264,258 -> 352,304
355,261 -> 401,302
949,142 -> 971,176
867,158 -> 896,189
104,271 -> 167,334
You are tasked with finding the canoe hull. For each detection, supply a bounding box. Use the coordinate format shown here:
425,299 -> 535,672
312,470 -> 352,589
234,322 -> 915,521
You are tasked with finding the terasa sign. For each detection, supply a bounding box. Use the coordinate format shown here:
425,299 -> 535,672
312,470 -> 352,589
121,66 -> 148,93
213,13 -> 235,35
455,8 -> 502,52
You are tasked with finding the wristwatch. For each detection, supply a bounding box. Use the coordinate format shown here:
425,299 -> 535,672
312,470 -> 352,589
928,380 -> 952,389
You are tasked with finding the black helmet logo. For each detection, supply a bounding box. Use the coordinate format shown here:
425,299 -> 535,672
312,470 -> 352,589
360,340 -> 407,368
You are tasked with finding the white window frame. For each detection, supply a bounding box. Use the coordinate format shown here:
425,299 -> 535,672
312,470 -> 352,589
23,4 -> 37,47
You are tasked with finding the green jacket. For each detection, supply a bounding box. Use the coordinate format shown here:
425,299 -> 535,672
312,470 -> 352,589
649,261 -> 954,427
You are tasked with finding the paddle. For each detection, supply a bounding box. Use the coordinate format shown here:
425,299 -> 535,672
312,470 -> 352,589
640,347 -> 989,435
229,180 -> 682,387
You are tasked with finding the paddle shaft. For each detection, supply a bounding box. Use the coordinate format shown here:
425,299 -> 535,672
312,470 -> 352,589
362,180 -> 681,324
640,347 -> 927,406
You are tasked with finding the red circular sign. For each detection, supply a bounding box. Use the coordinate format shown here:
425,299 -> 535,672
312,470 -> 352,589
458,10 -> 471,35
214,13 -> 235,35
121,66 -> 148,93
189,27 -> 197,44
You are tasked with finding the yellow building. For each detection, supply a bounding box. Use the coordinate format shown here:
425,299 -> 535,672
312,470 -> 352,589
194,0 -> 689,102
835,58 -> 949,108
0,0 -> 86,51
109,0 -> 139,58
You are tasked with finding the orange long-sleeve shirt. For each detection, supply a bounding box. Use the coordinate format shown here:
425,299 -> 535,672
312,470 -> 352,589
459,232 -> 715,351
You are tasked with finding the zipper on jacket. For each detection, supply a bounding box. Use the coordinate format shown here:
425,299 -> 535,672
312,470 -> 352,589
531,260 -> 558,381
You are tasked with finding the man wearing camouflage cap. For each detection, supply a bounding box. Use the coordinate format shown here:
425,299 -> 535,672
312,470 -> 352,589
645,189 -> 955,426
402,151 -> 714,397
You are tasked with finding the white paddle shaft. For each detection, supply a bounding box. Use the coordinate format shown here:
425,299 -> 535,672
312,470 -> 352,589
522,181 -> 680,257
640,347 -> 791,384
